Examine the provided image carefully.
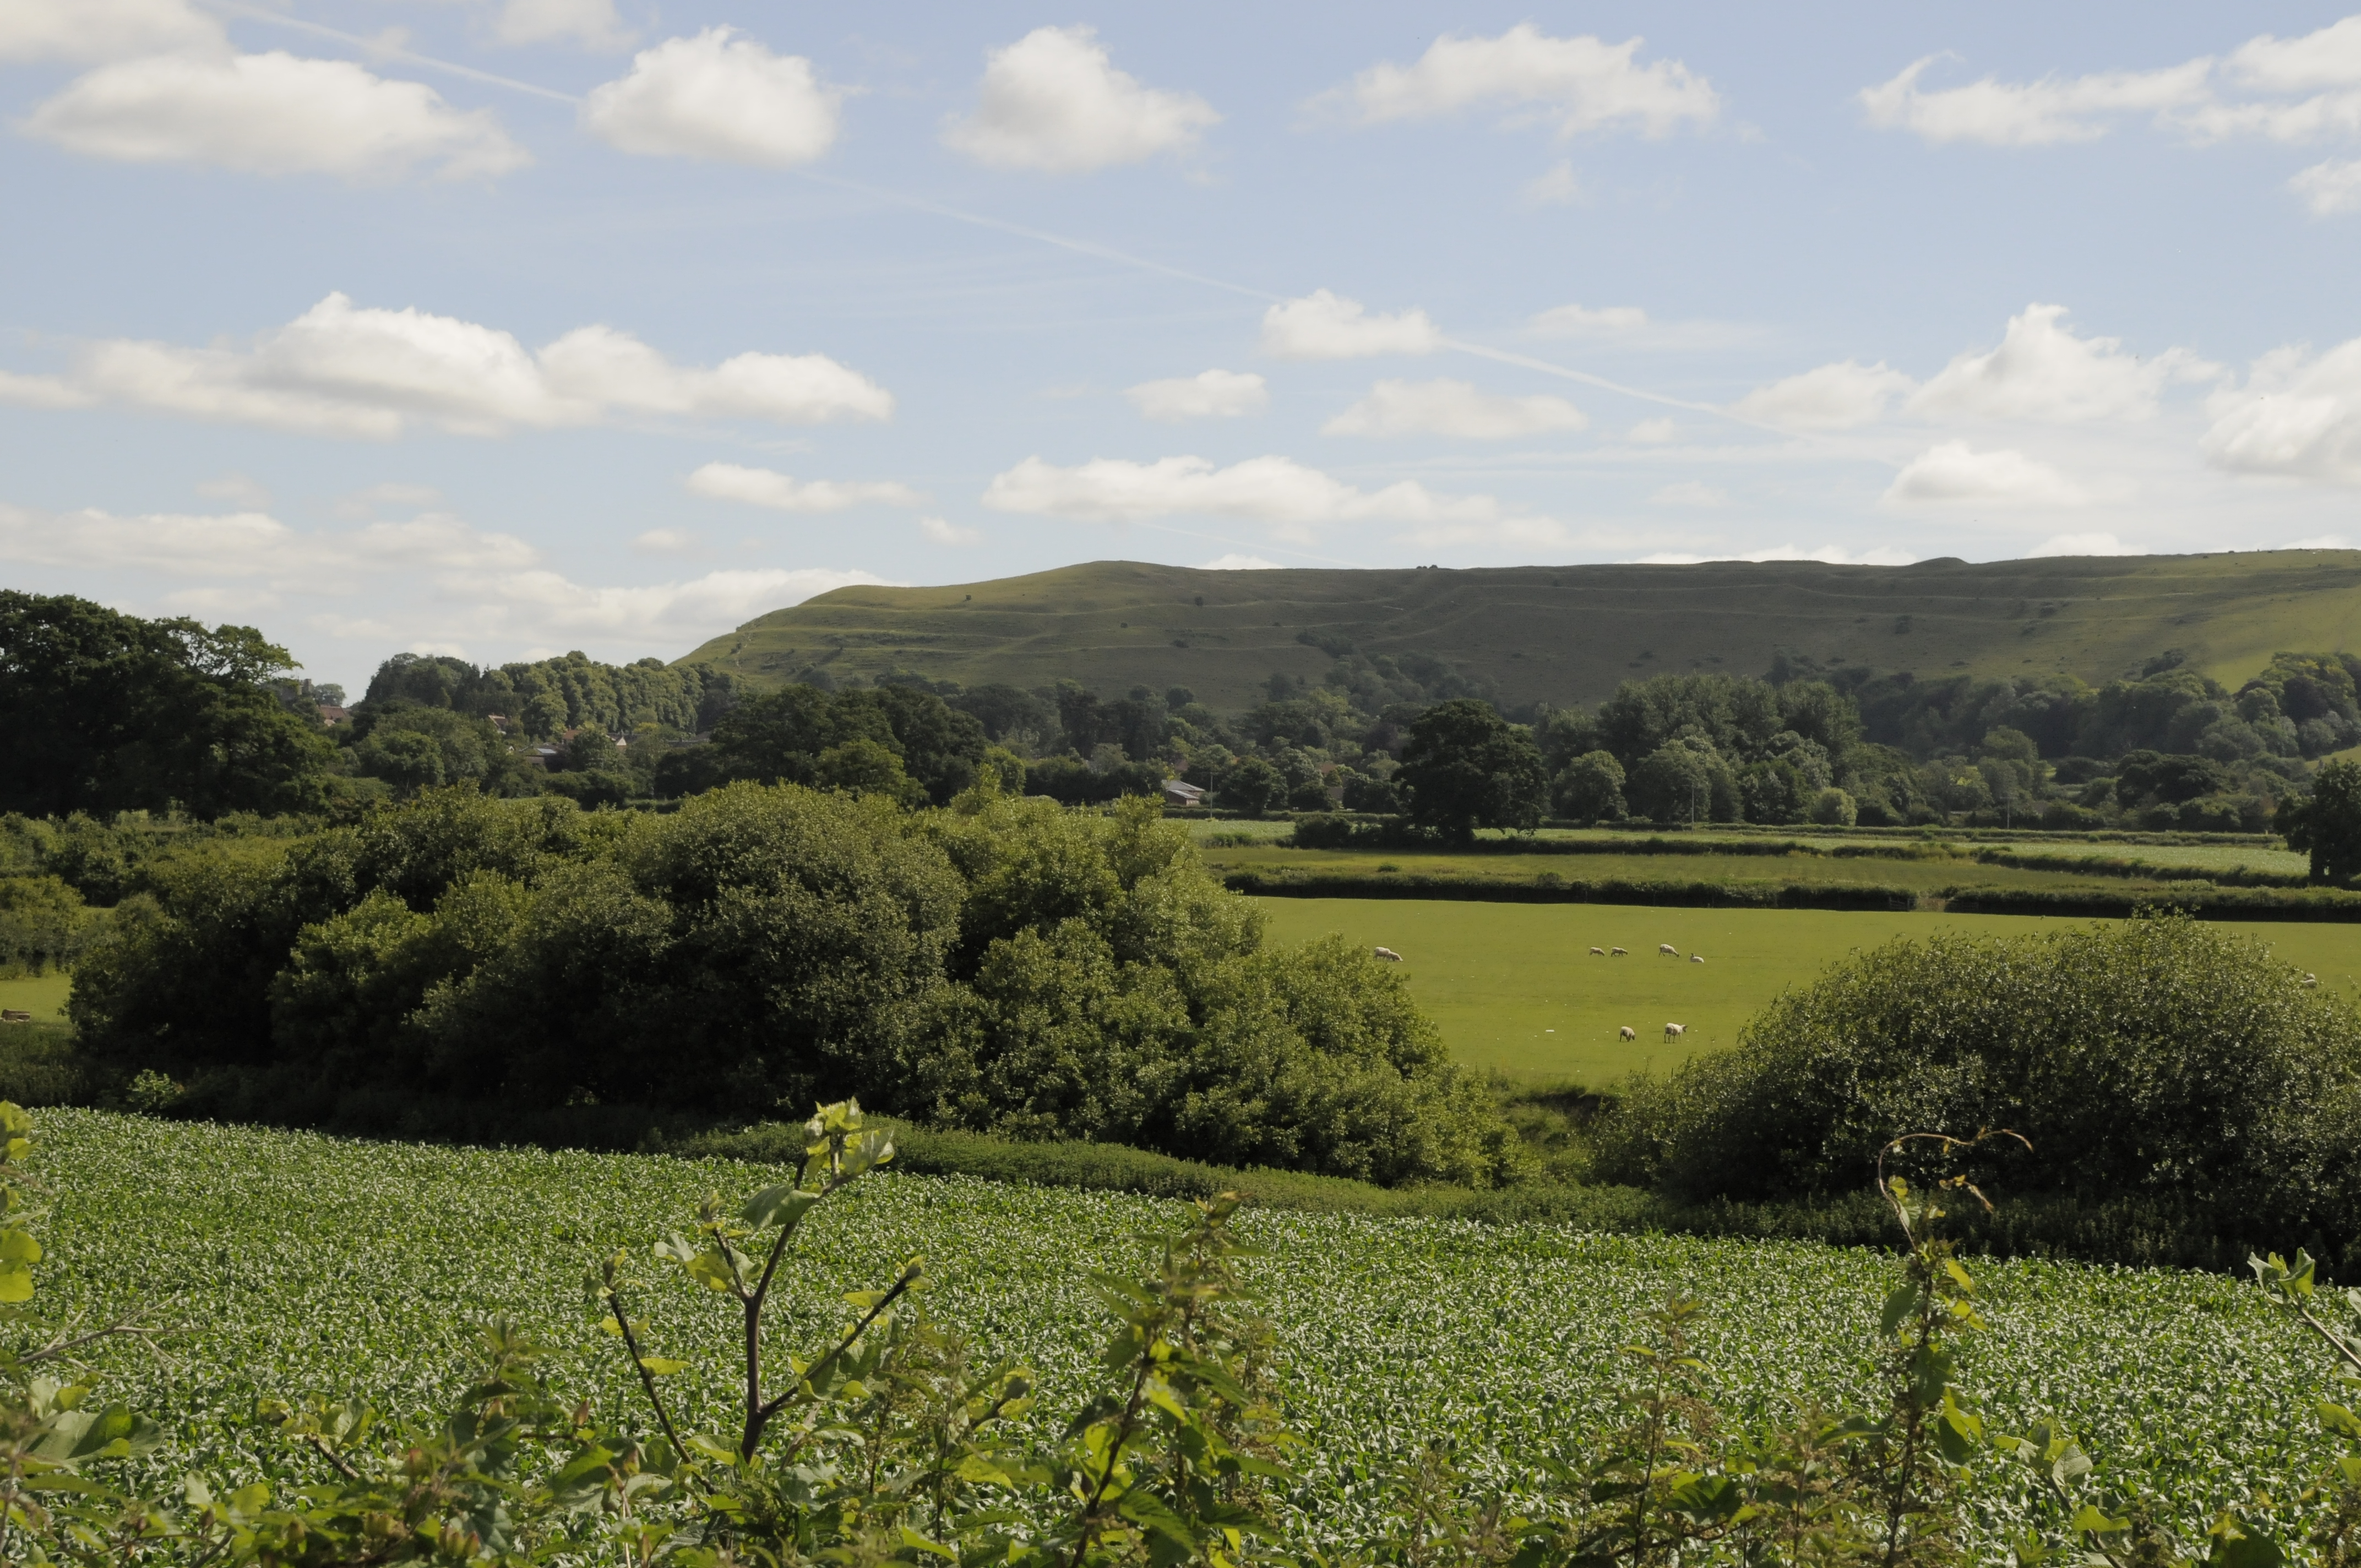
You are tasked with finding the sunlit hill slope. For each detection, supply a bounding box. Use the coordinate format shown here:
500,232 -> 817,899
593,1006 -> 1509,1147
674,550 -> 2361,709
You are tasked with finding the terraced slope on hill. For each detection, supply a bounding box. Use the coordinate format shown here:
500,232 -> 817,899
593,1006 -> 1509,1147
676,549 -> 2361,709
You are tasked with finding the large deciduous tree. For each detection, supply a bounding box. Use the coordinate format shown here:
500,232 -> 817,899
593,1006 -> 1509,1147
0,592 -> 334,819
2282,756 -> 2361,885
1395,698 -> 1547,839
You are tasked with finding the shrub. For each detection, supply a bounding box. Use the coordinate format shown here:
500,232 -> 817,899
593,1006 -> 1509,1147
1604,913 -> 2361,1252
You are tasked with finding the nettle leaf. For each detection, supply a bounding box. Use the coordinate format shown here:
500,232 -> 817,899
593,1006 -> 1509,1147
1880,1283 -> 1919,1337
741,1184 -> 820,1232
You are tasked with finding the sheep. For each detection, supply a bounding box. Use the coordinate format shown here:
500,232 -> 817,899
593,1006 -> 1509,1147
1374,946 -> 1403,962
1658,943 -> 1679,957
1663,1022 -> 1687,1041
1690,953 -> 1705,964
1588,946 -> 1606,956
1618,1026 -> 1638,1042
1609,946 -> 1629,956
2303,973 -> 2320,988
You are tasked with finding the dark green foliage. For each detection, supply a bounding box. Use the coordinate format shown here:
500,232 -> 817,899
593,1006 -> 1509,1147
70,785 -> 1503,1186
1218,757 -> 1283,815
2282,757 -> 2361,885
0,592 -> 336,819
1022,754 -> 1166,805
348,702 -> 537,798
364,648 -> 736,737
1554,749 -> 1627,820
1396,698 -> 1547,838
710,683 -> 987,804
1600,915 -> 2361,1255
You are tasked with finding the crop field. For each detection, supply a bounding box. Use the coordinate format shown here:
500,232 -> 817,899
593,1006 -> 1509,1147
29,1109 -> 2343,1555
1255,897 -> 2361,1081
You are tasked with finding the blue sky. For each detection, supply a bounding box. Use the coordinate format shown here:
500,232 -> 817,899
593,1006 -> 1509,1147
5,1 -> 2361,691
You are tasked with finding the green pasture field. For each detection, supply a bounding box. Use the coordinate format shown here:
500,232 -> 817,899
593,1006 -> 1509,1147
1255,897 -> 2361,1082
0,971 -> 70,1019
30,1108 -> 2349,1554
1978,839 -> 2313,876
1206,842 -> 2169,893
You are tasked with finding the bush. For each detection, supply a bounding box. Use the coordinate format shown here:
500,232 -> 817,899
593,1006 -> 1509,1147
1600,913 -> 2361,1253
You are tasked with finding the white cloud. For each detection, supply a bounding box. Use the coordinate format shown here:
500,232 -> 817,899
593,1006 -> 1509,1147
943,24 -> 1217,173
0,369 -> 96,410
1125,369 -> 1267,421
1527,302 -> 1648,337
2027,531 -> 2142,557
482,565 -> 891,641
1909,303 -> 2215,421
1403,516 -> 1573,550
2228,17 -> 2361,92
684,461 -> 924,511
0,0 -> 221,64
195,472 -> 271,508
1883,442 -> 2096,506
0,500 -> 535,580
1522,161 -> 1582,205
1260,290 -> 1442,360
2284,533 -> 2355,549
582,28 -> 842,166
2201,337 -> 2361,484
40,293 -> 891,438
1321,25 -> 1719,138
1629,418 -> 1678,443
1732,360 -> 1915,430
918,516 -> 983,545
981,454 -> 1507,537
1636,544 -> 1919,566
494,0 -> 635,51
1321,378 -> 1587,439
2180,92 -> 2361,144
2293,157 -> 2361,214
24,52 -> 530,180
633,528 -> 696,553
1858,55 -> 2211,146
1197,554 -> 1283,570
1649,481 -> 1726,507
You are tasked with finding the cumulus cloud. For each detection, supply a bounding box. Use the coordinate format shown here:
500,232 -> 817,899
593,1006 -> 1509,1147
943,25 -> 1217,172
0,500 -> 535,580
1125,369 -> 1267,421
2201,337 -> 2361,484
1732,360 -> 1916,430
0,0 -> 221,63
632,528 -> 696,553
1883,442 -> 2097,506
1858,55 -> 2210,145
1321,378 -> 1587,439
494,0 -> 635,51
1319,25 -> 1718,138
25,52 -> 530,180
1260,290 -> 1441,360
1909,303 -> 2216,421
918,516 -> 982,545
981,454 -> 1508,538
2294,157 -> 2361,213
2027,531 -> 2142,557
684,461 -> 924,511
26,292 -> 892,438
1527,302 -> 1649,336
2228,16 -> 2361,92
583,28 -> 842,166
466,565 -> 893,643
0,369 -> 96,410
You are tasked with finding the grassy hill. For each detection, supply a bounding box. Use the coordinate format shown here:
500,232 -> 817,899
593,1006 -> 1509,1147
675,549 -> 2361,709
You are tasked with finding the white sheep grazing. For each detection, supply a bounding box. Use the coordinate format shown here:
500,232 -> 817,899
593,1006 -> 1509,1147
2304,972 -> 2320,988
1658,943 -> 1679,957
1609,946 -> 1629,956
1619,1026 -> 1638,1042
1373,946 -> 1402,962
1663,1022 -> 1687,1041
1690,953 -> 1705,964
1588,946 -> 1606,956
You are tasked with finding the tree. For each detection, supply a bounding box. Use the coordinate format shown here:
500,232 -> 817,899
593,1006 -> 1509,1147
2283,757 -> 2361,885
1628,742 -> 1718,824
1395,699 -> 1547,839
1553,750 -> 1626,820
1219,757 -> 1283,816
0,592 -> 335,819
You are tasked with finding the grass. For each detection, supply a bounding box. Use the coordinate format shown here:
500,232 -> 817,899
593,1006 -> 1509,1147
1205,842 -> 2183,894
29,1108 -> 2348,1556
672,549 -> 2361,710
1253,897 -> 2361,1082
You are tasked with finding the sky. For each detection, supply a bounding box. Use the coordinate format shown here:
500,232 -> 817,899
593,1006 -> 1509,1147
5,2 -> 2361,692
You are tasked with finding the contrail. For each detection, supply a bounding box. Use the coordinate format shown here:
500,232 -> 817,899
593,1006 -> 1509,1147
201,4 -> 1772,431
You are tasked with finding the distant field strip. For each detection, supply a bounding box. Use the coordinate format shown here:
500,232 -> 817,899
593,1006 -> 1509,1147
34,1110 -> 2347,1555
1207,844 -> 2179,892
1253,897 -> 2361,1082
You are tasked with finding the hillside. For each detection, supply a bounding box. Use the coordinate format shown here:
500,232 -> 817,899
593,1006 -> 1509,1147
674,549 -> 2361,710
